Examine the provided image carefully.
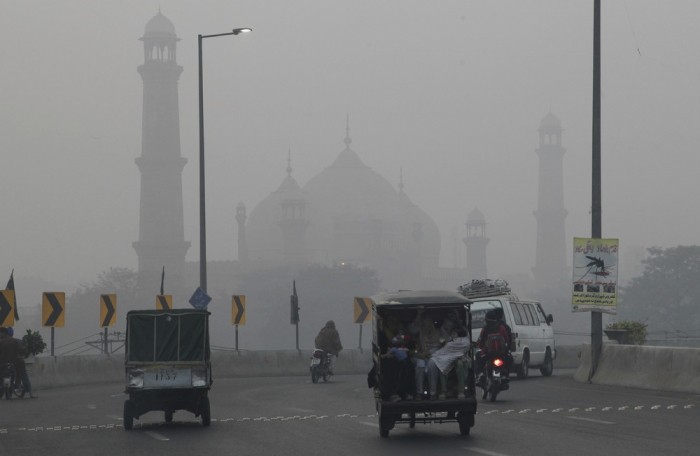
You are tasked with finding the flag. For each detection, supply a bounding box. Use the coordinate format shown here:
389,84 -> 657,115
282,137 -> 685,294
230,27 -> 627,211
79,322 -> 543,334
290,280 -> 299,324
6,269 -> 18,321
160,266 -> 165,295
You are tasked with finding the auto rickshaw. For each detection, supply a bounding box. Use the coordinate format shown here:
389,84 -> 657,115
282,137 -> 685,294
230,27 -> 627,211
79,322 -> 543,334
123,309 -> 212,430
369,290 -> 477,437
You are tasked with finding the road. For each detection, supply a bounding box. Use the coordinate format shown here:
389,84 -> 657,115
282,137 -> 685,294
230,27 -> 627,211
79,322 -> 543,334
1,369 -> 698,455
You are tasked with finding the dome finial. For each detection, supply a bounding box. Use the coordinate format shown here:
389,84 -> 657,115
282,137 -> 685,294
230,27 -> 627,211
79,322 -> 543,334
287,147 -> 293,176
344,114 -> 352,147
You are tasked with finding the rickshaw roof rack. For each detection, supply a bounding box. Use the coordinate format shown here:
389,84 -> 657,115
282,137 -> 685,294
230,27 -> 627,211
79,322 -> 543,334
458,279 -> 511,299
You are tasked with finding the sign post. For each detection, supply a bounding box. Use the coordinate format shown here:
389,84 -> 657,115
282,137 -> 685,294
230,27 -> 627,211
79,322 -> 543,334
353,297 -> 372,353
99,294 -> 117,354
291,281 -> 299,354
42,292 -> 65,356
231,295 -> 246,351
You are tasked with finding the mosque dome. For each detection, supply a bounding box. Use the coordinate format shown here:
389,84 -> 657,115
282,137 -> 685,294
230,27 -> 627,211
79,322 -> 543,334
467,207 -> 485,224
243,126 -> 442,279
143,12 -> 177,39
539,112 -> 562,131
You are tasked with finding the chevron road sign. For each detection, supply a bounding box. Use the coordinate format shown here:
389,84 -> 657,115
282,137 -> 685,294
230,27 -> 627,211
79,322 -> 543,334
156,295 -> 173,310
231,295 -> 246,326
0,290 -> 15,327
354,297 -> 372,324
100,294 -> 117,327
42,292 -> 65,327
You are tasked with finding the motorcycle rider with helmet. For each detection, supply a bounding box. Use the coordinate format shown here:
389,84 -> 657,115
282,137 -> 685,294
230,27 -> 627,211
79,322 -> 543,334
475,310 -> 511,387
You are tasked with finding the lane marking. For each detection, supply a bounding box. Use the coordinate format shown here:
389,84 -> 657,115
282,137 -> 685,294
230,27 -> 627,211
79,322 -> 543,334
462,447 -> 513,456
145,431 -> 170,441
567,416 -> 615,425
359,421 -> 378,428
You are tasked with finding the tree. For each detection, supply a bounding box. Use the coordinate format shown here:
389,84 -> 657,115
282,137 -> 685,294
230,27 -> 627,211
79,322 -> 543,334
619,246 -> 700,333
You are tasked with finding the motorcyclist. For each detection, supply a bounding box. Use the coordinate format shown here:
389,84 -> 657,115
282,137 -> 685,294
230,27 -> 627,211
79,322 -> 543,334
475,310 -> 511,386
0,327 -> 21,393
7,327 -> 35,398
314,320 -> 343,374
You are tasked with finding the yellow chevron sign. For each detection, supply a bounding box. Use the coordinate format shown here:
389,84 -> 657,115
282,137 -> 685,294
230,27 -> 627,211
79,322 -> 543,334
232,295 -> 246,326
156,295 -> 172,310
354,297 -> 372,324
42,292 -> 65,327
0,289 -> 15,327
100,294 -> 117,327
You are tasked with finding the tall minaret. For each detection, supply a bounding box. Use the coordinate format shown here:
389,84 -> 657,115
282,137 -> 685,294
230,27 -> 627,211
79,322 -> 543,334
236,202 -> 248,264
463,208 -> 489,280
532,112 -> 568,287
133,12 -> 190,286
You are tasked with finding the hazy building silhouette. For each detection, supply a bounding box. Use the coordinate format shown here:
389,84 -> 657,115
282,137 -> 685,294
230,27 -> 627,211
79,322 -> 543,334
532,112 -> 568,287
132,12 -> 190,289
239,118 -> 458,290
464,208 -> 489,280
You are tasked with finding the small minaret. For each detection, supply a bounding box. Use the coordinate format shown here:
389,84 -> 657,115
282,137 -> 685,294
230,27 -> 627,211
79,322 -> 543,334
278,151 -> 308,265
236,202 -> 248,264
532,112 -> 568,287
463,208 -> 489,280
133,11 -> 190,284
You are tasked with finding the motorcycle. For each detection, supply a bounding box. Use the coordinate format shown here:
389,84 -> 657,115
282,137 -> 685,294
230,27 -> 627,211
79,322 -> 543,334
477,353 -> 510,402
309,348 -> 333,383
1,362 -> 24,400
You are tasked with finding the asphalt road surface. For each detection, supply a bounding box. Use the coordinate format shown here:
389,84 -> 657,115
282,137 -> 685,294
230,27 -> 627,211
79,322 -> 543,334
1,369 -> 698,455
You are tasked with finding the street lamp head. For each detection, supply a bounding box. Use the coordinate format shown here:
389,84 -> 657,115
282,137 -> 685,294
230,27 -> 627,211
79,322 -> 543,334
232,27 -> 252,35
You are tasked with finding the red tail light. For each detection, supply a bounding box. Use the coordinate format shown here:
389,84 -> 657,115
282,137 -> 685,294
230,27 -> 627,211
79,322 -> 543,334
313,351 -> 323,359
493,358 -> 504,367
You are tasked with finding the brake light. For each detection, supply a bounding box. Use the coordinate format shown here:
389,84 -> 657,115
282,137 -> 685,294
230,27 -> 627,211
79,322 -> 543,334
313,351 -> 323,359
493,358 -> 504,367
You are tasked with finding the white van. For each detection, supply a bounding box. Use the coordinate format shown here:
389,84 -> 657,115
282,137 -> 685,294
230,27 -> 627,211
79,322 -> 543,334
459,280 -> 556,378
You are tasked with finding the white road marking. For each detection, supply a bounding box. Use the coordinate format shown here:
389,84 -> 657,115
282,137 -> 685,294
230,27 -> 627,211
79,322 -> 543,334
87,404 -> 97,410
106,415 -> 122,420
567,416 -> 615,425
145,431 -> 170,441
359,421 -> 378,428
462,447 -> 513,456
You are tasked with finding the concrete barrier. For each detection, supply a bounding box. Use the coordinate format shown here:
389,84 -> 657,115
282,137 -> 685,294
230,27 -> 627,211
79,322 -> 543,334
27,344 -> 700,394
27,349 -> 373,390
574,343 -> 700,394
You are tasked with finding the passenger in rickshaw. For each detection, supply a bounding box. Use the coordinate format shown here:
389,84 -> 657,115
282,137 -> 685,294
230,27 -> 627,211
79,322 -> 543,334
379,330 -> 415,401
409,310 -> 444,399
426,325 -> 470,399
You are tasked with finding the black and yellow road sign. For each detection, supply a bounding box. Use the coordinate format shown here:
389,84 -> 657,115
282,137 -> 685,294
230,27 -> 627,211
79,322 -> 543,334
0,289 -> 15,327
354,297 -> 372,324
100,294 -> 117,327
156,295 -> 172,310
232,295 -> 246,326
42,292 -> 65,327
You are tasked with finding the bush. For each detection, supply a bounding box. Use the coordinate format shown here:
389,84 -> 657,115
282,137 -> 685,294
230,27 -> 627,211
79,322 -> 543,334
605,320 -> 647,345
22,329 -> 47,357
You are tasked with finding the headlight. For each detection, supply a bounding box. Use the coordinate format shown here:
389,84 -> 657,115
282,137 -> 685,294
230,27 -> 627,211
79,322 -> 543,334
191,368 -> 208,387
128,369 -> 144,388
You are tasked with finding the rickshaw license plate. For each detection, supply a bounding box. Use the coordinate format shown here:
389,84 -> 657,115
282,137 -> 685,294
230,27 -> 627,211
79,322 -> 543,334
144,368 -> 192,387
311,358 -> 321,366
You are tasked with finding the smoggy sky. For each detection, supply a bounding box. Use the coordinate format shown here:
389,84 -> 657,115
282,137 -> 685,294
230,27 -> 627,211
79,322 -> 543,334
2,0 -> 699,290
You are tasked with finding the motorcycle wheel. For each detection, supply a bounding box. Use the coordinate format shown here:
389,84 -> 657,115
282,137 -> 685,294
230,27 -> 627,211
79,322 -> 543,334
14,385 -> 25,399
322,371 -> 329,382
488,380 -> 499,402
311,368 -> 319,384
165,410 -> 173,423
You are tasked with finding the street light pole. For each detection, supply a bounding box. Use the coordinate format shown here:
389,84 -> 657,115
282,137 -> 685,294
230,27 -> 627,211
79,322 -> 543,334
198,28 -> 252,293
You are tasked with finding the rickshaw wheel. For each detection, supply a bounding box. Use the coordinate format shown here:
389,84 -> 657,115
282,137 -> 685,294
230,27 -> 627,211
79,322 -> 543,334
123,400 -> 135,430
201,396 -> 211,427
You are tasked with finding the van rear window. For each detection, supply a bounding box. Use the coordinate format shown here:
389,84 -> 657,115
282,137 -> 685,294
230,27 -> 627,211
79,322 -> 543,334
470,300 -> 502,330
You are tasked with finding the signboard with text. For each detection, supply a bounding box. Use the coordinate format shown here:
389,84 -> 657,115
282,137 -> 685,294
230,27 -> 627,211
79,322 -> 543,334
572,237 -> 619,314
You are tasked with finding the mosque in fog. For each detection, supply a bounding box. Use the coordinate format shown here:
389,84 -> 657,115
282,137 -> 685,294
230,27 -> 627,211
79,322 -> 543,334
133,11 -> 568,298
